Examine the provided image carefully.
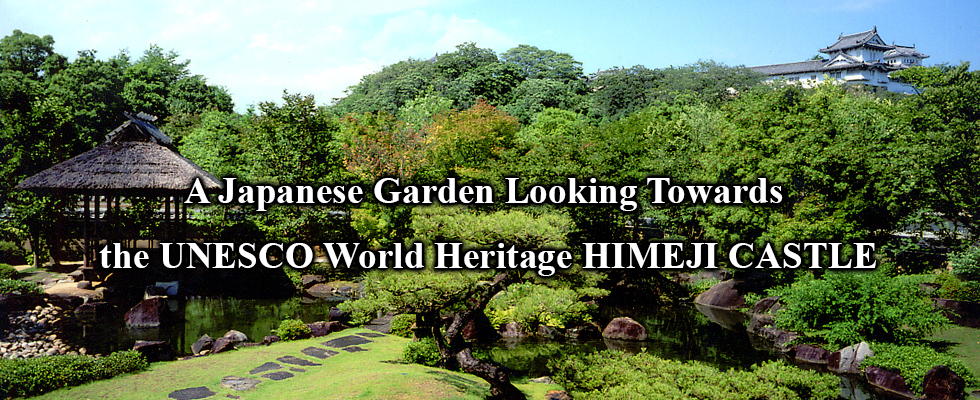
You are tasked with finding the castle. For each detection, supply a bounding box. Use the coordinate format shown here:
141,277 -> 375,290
750,28 -> 928,94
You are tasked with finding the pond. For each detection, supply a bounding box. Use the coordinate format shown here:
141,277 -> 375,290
65,296 -> 339,356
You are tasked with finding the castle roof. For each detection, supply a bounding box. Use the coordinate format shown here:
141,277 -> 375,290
820,27 -> 894,53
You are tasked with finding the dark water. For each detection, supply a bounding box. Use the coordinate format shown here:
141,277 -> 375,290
65,296 -> 338,355
482,304 -> 777,377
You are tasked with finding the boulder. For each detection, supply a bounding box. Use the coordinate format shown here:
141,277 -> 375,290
694,279 -> 746,310
325,321 -> 349,333
828,342 -> 873,374
328,307 -> 347,322
123,297 -> 169,327
79,267 -> 98,282
749,296 -> 782,314
461,312 -> 500,343
261,335 -> 280,345
76,281 -> 93,290
223,330 -> 248,343
536,324 -> 558,339
307,321 -> 330,338
306,283 -> 335,297
865,366 -> 913,397
68,270 -> 84,282
211,337 -> 237,354
922,365 -> 966,400
794,344 -> 831,364
191,334 -> 214,355
935,299 -> 980,328
602,317 -> 647,341
566,324 -> 601,340
300,275 -> 325,289
133,340 -> 174,362
545,391 -> 571,400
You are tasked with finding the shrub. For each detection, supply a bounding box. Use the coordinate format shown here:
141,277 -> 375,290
0,278 -> 41,295
0,350 -> 148,397
862,343 -> 978,395
548,350 -> 838,400
0,264 -> 17,280
403,337 -> 441,367
771,272 -> 948,347
685,278 -> 720,298
486,282 -> 599,331
933,272 -> 980,303
948,246 -> 980,281
273,318 -> 311,341
390,314 -> 416,338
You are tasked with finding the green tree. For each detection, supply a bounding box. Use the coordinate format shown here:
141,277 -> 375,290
122,45 -> 190,119
501,44 -> 583,81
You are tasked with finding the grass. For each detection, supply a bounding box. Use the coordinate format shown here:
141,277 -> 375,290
32,328 -> 560,400
929,325 -> 980,393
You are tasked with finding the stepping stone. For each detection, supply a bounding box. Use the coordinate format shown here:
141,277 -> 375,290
249,362 -> 282,375
221,376 -> 261,391
290,367 -> 306,373
322,335 -> 372,348
301,347 -> 339,359
226,396 -> 242,399
276,355 -> 321,366
169,387 -> 216,400
261,371 -> 294,381
357,332 -> 385,338
342,346 -> 368,353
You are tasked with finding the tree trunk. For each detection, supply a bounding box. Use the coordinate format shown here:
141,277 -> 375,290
456,348 -> 526,400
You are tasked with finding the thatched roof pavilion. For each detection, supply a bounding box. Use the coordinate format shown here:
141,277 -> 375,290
16,112 -> 223,268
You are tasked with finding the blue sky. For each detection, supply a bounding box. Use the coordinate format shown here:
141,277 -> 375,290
3,0 -> 978,112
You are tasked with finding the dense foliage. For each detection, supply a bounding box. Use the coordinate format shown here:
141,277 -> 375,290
0,278 -> 41,294
862,343 -> 979,395
0,350 -> 148,397
549,350 -> 839,400
403,337 -> 441,367
273,318 -> 312,341
771,272 -> 948,348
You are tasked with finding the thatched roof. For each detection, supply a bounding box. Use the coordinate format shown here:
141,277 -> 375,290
16,113 -> 222,196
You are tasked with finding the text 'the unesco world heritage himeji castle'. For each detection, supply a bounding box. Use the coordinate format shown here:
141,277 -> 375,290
750,27 -> 928,94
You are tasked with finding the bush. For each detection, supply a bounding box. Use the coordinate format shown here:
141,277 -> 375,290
933,273 -> 980,303
548,350 -> 839,400
0,278 -> 40,295
403,338 -> 441,367
862,343 -> 978,395
948,246 -> 980,281
0,350 -> 148,397
771,272 -> 948,347
685,278 -> 720,298
273,318 -> 311,341
0,264 -> 17,280
390,314 -> 416,338
486,282 -> 599,331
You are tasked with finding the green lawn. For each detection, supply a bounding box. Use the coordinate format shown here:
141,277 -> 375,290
930,325 -> 980,393
34,328 -> 560,400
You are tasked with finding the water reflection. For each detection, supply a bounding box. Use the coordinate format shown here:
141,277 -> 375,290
65,297 -> 337,355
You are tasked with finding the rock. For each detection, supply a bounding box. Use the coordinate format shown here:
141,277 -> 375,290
325,321 -> 349,333
749,296 -> 782,314
68,270 -> 84,282
211,337 -> 236,354
133,340 -> 174,362
76,281 -> 93,290
261,335 -> 281,345
536,324 -> 558,339
545,391 -> 572,400
529,376 -> 554,384
300,275 -> 325,289
191,334 -> 214,355
794,344 -> 831,364
306,283 -> 335,297
922,365 -> 966,400
79,267 -> 98,282
306,321 -> 330,338
223,330 -> 248,343
602,317 -> 647,341
328,307 -> 348,322
865,366 -> 913,396
222,376 -> 261,391
461,311 -> 500,343
935,299 -> 980,328
747,313 -> 775,333
566,324 -> 601,340
694,279 -> 747,310
124,297 -> 169,327
499,321 -> 527,338
828,342 -> 873,374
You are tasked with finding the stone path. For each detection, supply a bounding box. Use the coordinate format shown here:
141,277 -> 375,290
168,332 -> 381,399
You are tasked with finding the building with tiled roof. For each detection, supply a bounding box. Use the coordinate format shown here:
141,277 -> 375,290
750,28 -> 928,94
